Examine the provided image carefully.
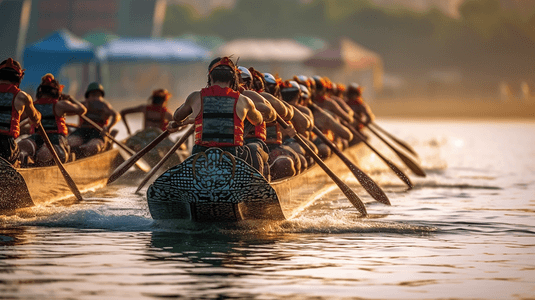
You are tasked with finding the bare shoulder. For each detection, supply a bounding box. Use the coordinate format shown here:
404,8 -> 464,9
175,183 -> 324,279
15,90 -> 32,103
185,91 -> 201,103
239,94 -> 255,107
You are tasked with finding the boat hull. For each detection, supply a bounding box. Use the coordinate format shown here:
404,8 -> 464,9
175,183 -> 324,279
0,149 -> 123,211
147,142 -> 370,222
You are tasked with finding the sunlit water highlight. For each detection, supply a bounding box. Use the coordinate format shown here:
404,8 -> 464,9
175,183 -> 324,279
1,120 -> 534,299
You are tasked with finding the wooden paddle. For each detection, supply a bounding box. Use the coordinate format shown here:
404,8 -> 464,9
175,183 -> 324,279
370,122 -> 419,157
78,114 -> 150,172
365,124 -> 426,177
36,123 -> 83,201
135,126 -> 194,193
342,121 -> 413,189
122,117 -> 132,136
107,130 -> 171,184
312,126 -> 390,205
277,116 -> 367,216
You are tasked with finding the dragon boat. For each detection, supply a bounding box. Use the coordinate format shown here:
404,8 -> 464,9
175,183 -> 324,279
0,148 -> 124,212
147,140 -> 371,222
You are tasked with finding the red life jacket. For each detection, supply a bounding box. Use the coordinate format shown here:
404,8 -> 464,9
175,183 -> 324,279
245,121 -> 266,141
145,104 -> 170,131
0,83 -> 21,138
346,96 -> 364,107
31,97 -> 68,135
80,100 -> 110,128
194,85 -> 244,147
265,121 -> 282,145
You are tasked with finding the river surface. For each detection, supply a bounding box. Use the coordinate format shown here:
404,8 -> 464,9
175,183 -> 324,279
1,119 -> 534,300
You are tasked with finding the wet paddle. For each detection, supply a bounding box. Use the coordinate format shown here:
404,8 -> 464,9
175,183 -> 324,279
312,126 -> 390,205
342,122 -> 413,189
370,122 -> 418,157
36,123 -> 83,201
277,116 -> 367,216
135,126 -> 194,193
365,124 -> 426,177
107,130 -> 171,184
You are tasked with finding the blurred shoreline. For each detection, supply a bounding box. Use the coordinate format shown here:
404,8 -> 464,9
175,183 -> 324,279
371,97 -> 535,120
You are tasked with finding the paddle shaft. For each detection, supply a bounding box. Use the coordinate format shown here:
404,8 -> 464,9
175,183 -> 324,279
365,124 -> 426,177
79,115 -> 134,155
370,122 -> 418,157
312,126 -> 390,205
36,123 -> 83,201
122,116 -> 132,136
135,126 -> 194,193
342,121 -> 413,189
108,130 -> 171,184
277,116 -> 367,216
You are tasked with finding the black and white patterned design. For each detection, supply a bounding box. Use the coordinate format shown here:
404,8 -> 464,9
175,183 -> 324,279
147,148 -> 279,220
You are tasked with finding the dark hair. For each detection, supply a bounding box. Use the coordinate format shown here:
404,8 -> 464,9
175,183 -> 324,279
36,74 -> 61,99
207,57 -> 239,91
37,85 -> 60,99
248,68 -> 265,92
0,59 -> 23,84
152,96 -> 166,105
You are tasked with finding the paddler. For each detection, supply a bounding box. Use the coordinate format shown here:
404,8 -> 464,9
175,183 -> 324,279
246,70 -> 301,179
67,82 -> 121,158
120,89 -> 174,133
167,57 -> 263,165
312,76 -> 354,125
237,66 -> 276,178
262,72 -> 314,178
306,77 -> 353,158
345,83 -> 375,128
278,80 -> 319,172
18,74 -> 86,166
0,58 -> 41,167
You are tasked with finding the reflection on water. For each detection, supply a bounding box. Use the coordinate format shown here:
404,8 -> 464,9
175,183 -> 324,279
0,120 -> 534,299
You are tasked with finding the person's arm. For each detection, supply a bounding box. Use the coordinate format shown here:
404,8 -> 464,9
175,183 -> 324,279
290,107 -> 311,136
330,95 -> 354,119
324,98 -> 354,124
103,101 -> 121,131
260,92 -> 291,121
120,105 -> 145,119
167,92 -> 197,133
243,90 -> 276,123
56,95 -> 87,116
242,95 -> 263,126
14,91 -> 41,125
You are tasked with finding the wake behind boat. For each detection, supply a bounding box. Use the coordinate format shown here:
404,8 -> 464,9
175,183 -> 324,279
147,140 -> 371,222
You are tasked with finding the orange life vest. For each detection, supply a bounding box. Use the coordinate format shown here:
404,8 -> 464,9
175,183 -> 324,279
245,121 -> 266,141
31,97 -> 68,135
0,83 -> 21,138
194,85 -> 244,147
265,121 -> 282,145
145,104 -> 170,131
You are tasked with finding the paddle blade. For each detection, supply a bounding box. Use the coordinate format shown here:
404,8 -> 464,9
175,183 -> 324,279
37,124 -> 83,201
348,165 -> 391,205
383,158 -> 414,190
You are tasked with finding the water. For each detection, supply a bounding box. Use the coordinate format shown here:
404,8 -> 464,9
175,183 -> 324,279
1,120 -> 534,300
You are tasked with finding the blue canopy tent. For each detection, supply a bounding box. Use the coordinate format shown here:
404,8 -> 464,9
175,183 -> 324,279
94,38 -> 211,105
96,38 -> 211,62
21,29 -> 96,93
